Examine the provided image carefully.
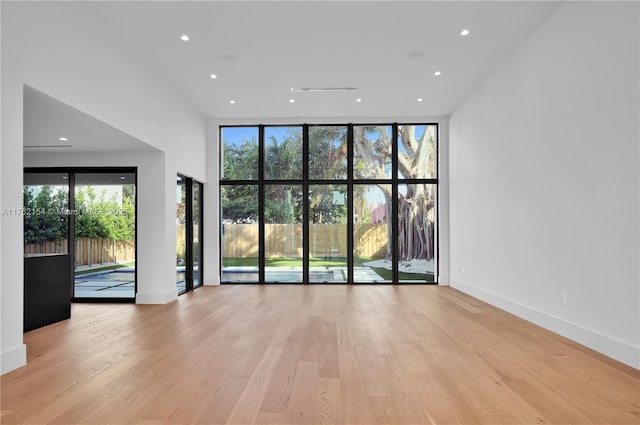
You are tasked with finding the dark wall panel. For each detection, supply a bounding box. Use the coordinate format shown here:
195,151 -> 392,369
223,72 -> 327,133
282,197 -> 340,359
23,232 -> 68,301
24,254 -> 71,332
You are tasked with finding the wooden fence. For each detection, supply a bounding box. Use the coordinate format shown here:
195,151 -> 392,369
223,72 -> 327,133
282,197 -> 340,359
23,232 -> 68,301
24,238 -> 135,267
222,223 -> 388,258
24,223 -> 388,265
176,225 -> 199,261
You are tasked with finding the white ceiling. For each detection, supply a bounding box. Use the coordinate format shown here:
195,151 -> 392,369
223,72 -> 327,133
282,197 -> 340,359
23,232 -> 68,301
23,1 -> 562,153
23,86 -> 159,152
89,1 -> 562,120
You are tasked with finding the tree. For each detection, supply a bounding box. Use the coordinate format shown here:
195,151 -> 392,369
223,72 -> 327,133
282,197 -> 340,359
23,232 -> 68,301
23,186 -> 68,244
220,124 -> 435,262
353,125 -> 436,262
74,186 -> 135,241
308,126 -> 348,224
221,185 -> 258,223
221,136 -> 260,222
263,129 -> 303,224
308,126 -> 347,180
264,130 -> 302,180
223,136 -> 258,180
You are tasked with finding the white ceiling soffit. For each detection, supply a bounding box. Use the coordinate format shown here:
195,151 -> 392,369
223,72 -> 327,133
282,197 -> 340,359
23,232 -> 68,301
89,1 -> 562,120
23,86 -> 160,153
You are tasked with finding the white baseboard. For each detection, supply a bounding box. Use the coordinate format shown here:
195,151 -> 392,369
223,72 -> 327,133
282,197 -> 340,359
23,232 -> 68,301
450,278 -> 640,370
1,343 -> 27,375
136,288 -> 177,304
203,275 -> 221,286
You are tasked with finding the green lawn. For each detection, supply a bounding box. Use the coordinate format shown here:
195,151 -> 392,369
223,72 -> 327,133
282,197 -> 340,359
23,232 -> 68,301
355,256 -> 434,282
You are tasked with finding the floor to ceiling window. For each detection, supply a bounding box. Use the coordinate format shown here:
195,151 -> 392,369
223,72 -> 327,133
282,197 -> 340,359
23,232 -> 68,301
177,174 -> 204,293
220,123 -> 438,284
192,180 -> 203,288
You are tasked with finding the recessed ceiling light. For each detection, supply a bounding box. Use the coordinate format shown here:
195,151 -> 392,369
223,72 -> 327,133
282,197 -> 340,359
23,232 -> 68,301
460,29 -> 470,36
120,176 -> 126,180
180,34 -> 190,42
62,176 -> 68,179
289,99 -> 296,103
434,71 -> 442,76
58,137 -> 68,141
417,98 -> 424,102
229,100 -> 236,104
356,98 -> 362,103
209,73 -> 217,79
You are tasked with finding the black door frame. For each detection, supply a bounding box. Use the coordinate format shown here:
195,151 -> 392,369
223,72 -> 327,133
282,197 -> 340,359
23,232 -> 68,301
25,167 -> 138,303
177,174 -> 204,294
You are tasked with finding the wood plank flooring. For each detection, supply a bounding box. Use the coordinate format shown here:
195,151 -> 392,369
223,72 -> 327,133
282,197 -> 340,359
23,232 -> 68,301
1,285 -> 638,424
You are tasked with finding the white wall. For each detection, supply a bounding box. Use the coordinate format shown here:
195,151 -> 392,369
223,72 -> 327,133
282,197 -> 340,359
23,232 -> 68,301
1,2 -> 206,374
2,2 -> 207,176
204,117 -> 450,286
449,1 -> 639,368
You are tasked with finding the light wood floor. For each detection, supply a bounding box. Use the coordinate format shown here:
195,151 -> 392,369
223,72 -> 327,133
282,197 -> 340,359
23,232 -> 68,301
1,285 -> 638,425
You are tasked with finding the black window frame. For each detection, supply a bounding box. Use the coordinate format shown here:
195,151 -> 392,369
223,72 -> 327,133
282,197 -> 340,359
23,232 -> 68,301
219,123 -> 439,284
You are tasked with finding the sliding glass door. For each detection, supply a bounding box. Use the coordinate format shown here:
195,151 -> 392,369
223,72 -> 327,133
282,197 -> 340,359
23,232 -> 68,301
73,171 -> 136,300
25,168 -> 137,302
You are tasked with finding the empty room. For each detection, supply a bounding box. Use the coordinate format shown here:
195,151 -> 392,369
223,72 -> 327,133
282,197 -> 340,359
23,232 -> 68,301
1,1 -> 638,424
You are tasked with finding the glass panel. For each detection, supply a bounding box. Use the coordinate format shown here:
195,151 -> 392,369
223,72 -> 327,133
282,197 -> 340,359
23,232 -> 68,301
353,125 -> 392,179
308,126 -> 348,180
264,126 -> 303,180
23,172 -> 70,255
264,184 -> 303,282
397,183 -> 436,282
354,184 -> 391,283
176,175 -> 187,293
193,181 -> 202,288
221,127 -> 259,180
73,172 -> 136,299
309,184 -> 347,283
221,185 -> 259,282
397,124 -> 437,179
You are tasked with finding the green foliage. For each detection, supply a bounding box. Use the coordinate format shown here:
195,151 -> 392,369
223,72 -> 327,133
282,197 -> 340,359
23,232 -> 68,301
23,185 -> 136,244
264,131 -> 302,179
221,185 -> 258,222
75,187 -> 135,241
308,126 -> 348,179
264,185 -> 302,224
23,186 -> 69,244
309,185 -> 346,224
223,137 -> 258,180
221,127 -> 349,224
